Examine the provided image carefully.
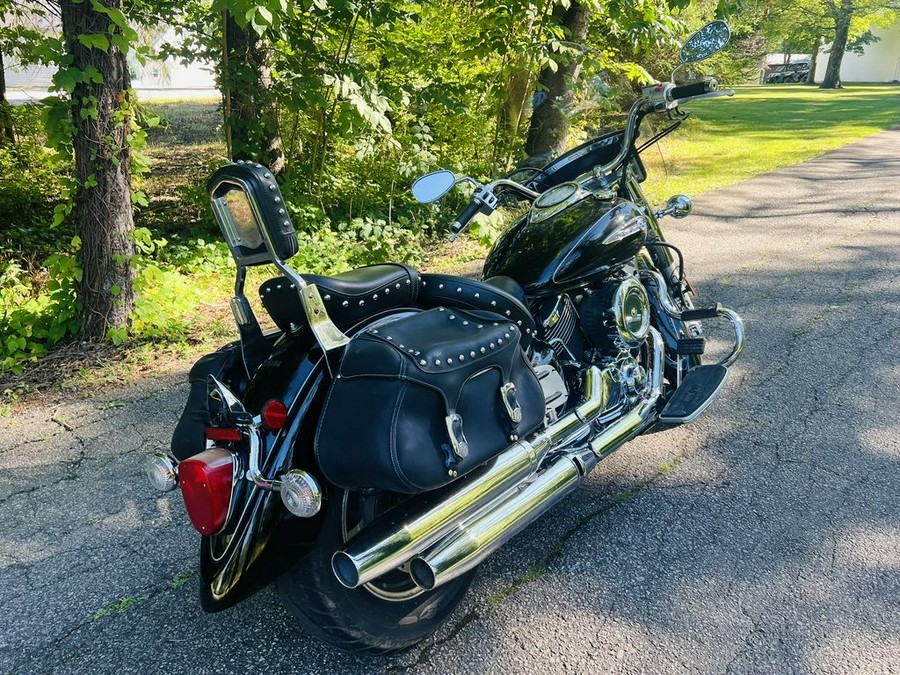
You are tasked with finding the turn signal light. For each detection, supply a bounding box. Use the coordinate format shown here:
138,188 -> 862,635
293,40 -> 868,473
261,400 -> 288,430
145,452 -> 178,492
178,449 -> 236,535
279,470 -> 323,518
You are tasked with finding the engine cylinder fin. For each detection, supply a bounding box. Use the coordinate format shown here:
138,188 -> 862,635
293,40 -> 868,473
541,294 -> 577,345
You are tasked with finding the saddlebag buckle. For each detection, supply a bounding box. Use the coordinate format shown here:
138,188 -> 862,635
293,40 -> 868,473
500,382 -> 522,425
445,412 -> 470,460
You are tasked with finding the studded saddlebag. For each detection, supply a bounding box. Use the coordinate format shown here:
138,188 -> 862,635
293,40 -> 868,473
315,307 -> 545,493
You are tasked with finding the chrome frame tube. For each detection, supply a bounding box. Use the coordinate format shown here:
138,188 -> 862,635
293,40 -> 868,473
409,329 -> 666,591
331,366 -> 611,589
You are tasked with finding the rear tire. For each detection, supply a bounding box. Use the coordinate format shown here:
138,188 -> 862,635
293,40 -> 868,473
277,489 -> 476,655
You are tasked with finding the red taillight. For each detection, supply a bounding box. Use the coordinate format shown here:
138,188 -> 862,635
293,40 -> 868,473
205,426 -> 241,442
261,399 -> 288,430
178,449 -> 235,535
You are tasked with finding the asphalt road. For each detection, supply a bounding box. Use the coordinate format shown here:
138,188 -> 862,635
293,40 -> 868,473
2,128 -> 899,675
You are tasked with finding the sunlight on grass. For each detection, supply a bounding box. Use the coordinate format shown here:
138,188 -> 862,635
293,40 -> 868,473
640,85 -> 900,203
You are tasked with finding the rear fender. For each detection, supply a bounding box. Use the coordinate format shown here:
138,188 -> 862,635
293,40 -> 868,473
197,308 -> 421,611
199,334 -> 330,612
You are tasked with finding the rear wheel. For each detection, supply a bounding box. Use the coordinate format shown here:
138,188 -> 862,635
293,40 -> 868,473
277,488 -> 477,655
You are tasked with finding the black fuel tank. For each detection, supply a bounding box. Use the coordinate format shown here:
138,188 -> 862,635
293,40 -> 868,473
483,194 -> 648,297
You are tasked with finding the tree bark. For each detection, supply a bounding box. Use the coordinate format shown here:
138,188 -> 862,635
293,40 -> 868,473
495,65 -> 532,170
806,39 -> 819,84
524,0 -> 590,158
0,45 -> 16,144
222,12 -> 285,175
821,3 -> 851,89
59,0 -> 136,340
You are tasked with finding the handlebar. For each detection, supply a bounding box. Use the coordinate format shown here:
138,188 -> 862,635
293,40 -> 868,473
446,77 -> 730,237
592,78 -> 728,178
669,78 -> 717,101
449,199 -> 484,241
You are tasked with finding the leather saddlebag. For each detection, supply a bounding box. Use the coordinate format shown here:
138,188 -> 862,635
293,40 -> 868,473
315,307 -> 545,493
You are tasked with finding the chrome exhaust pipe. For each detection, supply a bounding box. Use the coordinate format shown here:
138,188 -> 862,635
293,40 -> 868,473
331,366 -> 613,589
409,328 -> 665,591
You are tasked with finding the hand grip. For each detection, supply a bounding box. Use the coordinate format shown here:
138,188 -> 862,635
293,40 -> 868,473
669,79 -> 717,102
449,199 -> 483,240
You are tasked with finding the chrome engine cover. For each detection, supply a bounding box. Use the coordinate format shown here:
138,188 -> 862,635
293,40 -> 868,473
581,277 -> 651,349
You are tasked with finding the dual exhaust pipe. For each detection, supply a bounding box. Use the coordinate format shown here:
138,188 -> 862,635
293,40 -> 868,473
332,328 -> 665,592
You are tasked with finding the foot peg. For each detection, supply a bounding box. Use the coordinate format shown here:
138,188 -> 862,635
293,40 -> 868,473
659,364 -> 728,424
675,337 -> 705,355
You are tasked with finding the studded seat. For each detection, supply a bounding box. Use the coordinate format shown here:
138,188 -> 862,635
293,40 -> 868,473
259,264 -> 419,334
418,274 -> 535,349
259,266 -> 535,349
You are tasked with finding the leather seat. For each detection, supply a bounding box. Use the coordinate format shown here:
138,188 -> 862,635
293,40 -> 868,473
419,274 -> 535,348
259,266 -> 536,350
259,264 -> 419,333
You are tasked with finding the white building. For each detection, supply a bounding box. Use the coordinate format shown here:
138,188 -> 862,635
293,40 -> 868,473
3,21 -> 216,100
815,22 -> 900,83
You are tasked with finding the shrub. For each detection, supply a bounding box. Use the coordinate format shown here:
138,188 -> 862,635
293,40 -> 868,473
0,105 -> 72,267
0,246 -> 81,373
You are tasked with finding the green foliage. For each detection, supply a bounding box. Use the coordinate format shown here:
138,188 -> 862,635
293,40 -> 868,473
2,0 -> 810,371
92,594 -> 149,620
0,105 -> 72,266
0,243 -> 81,373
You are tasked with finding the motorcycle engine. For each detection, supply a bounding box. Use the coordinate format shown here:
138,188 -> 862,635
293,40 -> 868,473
580,276 -> 651,352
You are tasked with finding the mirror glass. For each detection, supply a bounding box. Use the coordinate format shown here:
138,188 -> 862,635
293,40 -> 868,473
216,188 -> 264,250
679,20 -> 731,64
412,170 -> 456,203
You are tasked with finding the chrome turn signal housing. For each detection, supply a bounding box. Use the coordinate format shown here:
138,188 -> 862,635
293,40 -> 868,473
145,452 -> 178,492
279,470 -> 323,518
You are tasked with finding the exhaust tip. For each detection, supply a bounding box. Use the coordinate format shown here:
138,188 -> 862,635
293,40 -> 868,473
331,552 -> 360,588
409,557 -> 436,590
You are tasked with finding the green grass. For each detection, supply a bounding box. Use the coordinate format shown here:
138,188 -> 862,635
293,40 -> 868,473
640,84 -> 900,202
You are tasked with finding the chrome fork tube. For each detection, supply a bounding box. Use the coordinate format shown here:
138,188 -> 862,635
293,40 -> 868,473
331,366 -> 612,589
409,329 -> 665,591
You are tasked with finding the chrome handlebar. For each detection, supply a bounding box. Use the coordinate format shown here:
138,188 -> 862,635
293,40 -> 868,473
592,80 -> 734,179
446,78 -> 733,237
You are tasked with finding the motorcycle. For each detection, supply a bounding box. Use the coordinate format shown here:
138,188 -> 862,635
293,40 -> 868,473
145,20 -> 744,654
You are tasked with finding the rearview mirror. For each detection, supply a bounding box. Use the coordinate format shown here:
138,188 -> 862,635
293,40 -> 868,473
680,20 -> 731,64
412,170 -> 456,204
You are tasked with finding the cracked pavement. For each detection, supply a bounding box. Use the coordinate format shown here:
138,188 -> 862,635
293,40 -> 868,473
2,128 -> 899,674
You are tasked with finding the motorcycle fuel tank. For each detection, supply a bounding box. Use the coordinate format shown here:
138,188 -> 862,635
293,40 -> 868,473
483,187 -> 649,297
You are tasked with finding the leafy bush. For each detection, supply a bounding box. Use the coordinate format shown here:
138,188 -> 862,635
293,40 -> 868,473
0,246 -> 81,373
0,105 -> 72,267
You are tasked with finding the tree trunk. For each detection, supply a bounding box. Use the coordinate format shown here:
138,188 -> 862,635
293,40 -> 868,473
821,5 -> 851,89
806,40 -> 819,84
59,0 -> 136,340
524,0 -> 590,158
222,12 -> 285,175
495,65 -> 533,170
0,45 -> 15,144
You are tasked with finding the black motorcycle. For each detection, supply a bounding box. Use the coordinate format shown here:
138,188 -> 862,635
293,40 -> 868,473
146,20 -> 744,654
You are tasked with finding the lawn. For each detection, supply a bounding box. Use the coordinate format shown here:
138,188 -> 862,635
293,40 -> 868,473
639,84 -> 900,203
